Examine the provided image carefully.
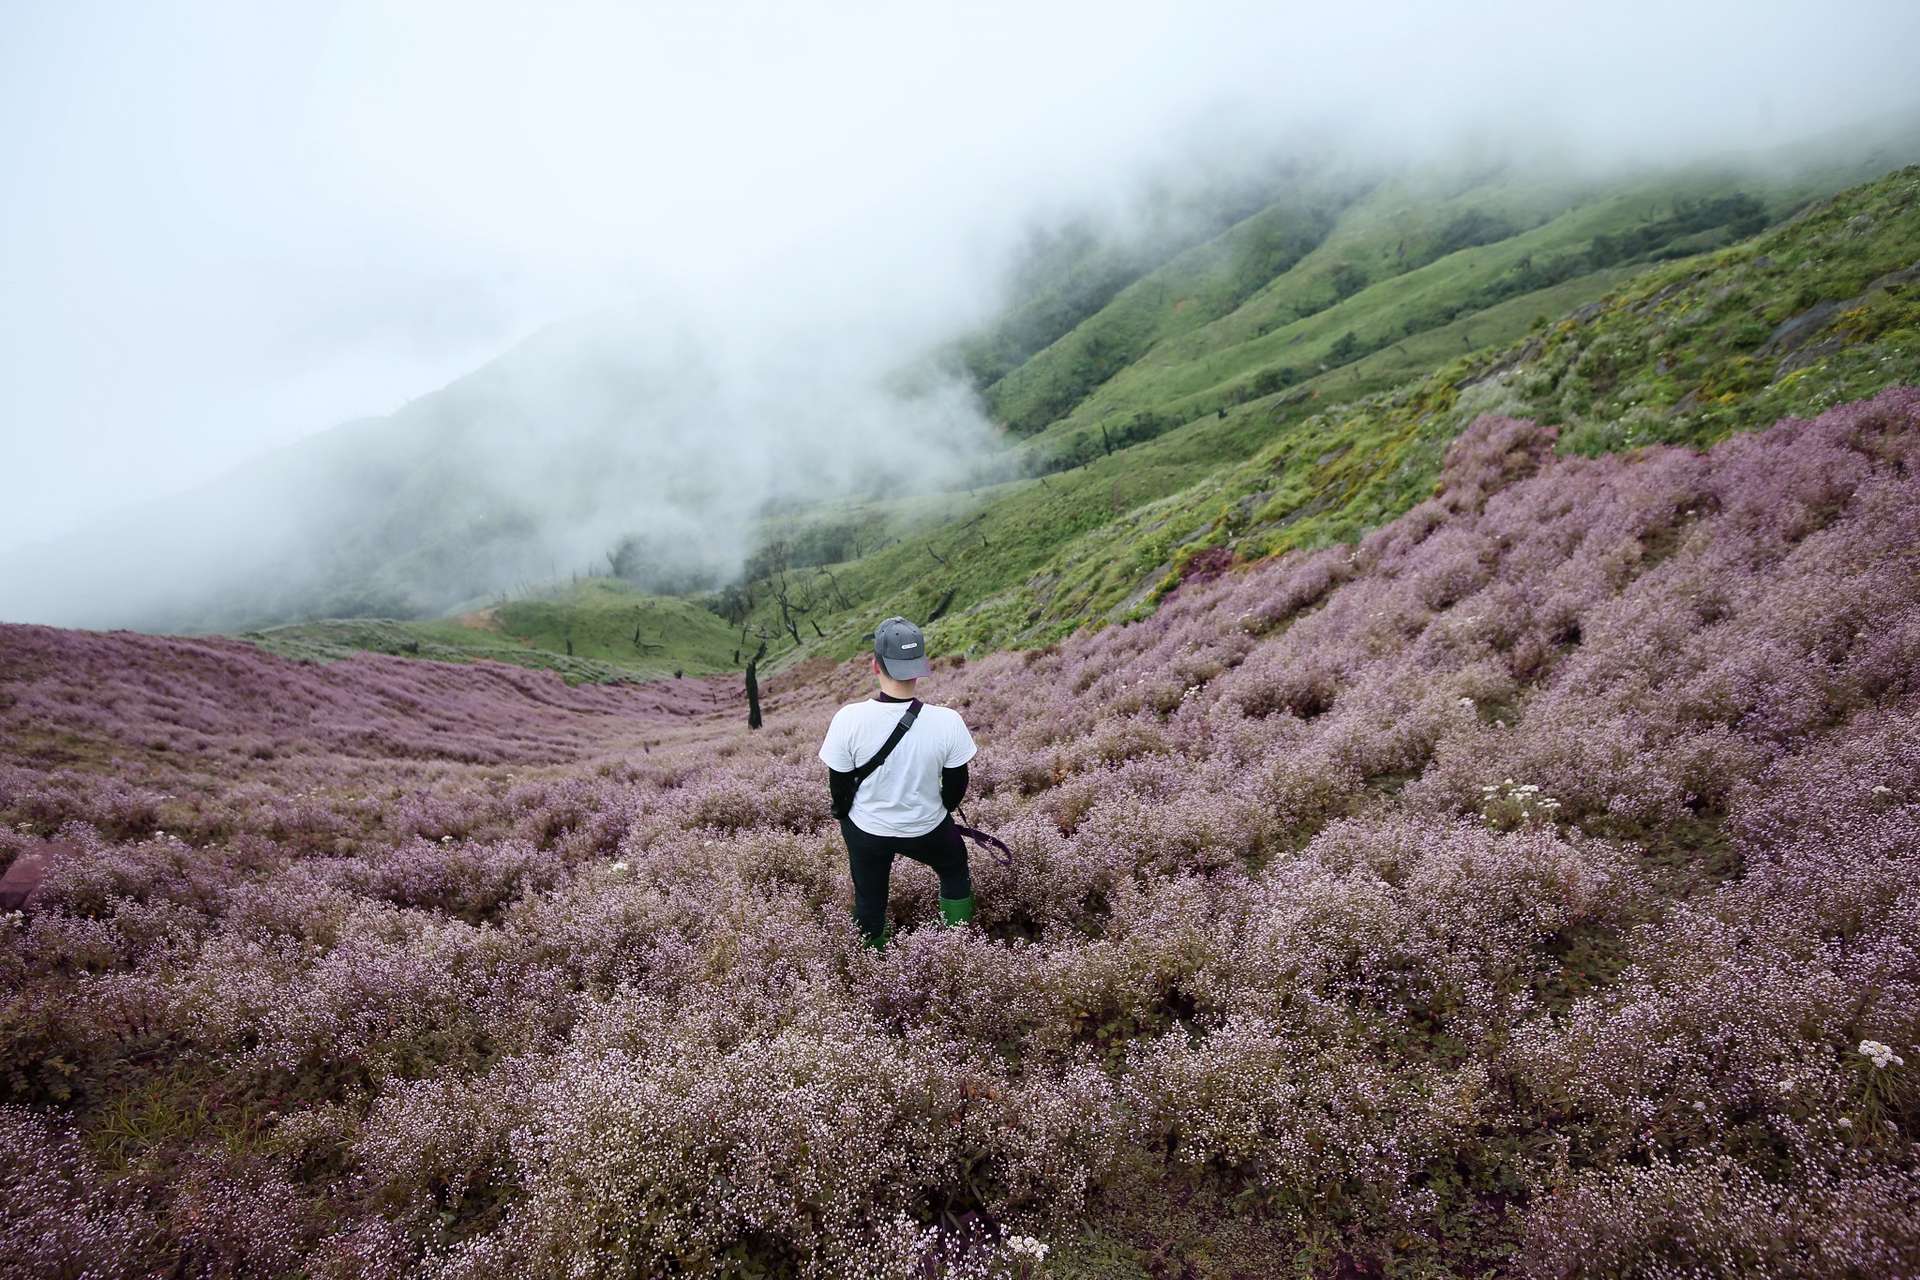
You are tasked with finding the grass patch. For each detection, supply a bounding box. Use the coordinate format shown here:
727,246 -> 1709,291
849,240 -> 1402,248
240,581 -> 740,682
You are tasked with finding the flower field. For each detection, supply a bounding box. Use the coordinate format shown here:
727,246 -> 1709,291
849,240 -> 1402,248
4,389 -> 1919,1277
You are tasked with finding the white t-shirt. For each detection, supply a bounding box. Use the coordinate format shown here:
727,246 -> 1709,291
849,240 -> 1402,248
818,698 -> 977,837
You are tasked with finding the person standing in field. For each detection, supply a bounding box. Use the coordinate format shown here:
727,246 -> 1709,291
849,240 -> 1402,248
818,616 -> 977,949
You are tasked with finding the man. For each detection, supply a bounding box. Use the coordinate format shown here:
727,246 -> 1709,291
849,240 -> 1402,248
818,616 -> 977,949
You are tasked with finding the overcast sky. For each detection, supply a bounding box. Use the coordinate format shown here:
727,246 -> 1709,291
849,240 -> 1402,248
4,0 -> 1918,557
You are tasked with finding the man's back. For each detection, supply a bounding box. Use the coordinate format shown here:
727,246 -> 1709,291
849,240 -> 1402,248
818,697 -> 976,837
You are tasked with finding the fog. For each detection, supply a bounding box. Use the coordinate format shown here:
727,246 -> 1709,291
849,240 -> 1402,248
3,0 -> 1918,628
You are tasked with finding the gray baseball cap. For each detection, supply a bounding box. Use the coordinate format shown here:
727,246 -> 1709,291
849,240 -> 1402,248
873,615 -> 931,679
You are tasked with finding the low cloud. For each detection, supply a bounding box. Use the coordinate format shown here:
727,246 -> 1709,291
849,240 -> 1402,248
3,0 -> 1917,627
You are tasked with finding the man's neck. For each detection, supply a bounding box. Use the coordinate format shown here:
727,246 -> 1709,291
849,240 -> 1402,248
874,679 -> 918,702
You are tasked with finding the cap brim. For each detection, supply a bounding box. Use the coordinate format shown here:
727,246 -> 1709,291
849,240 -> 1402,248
880,655 -> 931,679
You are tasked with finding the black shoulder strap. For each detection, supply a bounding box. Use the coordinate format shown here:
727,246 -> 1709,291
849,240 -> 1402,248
851,698 -> 922,787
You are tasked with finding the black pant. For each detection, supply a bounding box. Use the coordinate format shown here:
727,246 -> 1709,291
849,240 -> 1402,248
840,813 -> 972,940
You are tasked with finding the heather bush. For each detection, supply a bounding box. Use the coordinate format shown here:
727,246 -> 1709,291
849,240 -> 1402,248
0,1106 -> 164,1278
1121,1012 -> 1462,1233
1514,1155 -> 1920,1279
2,387 -> 1918,1274
428,1001 -> 977,1277
353,1056 -> 548,1239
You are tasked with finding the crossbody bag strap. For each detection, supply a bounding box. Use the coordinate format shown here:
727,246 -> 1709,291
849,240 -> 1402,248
953,806 -> 1014,866
850,698 -> 923,788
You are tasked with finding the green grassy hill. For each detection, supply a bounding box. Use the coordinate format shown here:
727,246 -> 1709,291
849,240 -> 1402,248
716,157 -> 1919,669
242,580 -> 741,683
218,138 -> 1920,683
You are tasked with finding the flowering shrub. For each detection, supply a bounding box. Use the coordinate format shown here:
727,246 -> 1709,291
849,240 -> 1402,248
2,387 -> 1918,1274
1477,778 -> 1563,830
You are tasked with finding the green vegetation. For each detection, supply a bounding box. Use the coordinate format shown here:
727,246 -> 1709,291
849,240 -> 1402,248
715,163 -> 1919,668
949,165 -> 1314,392
234,151 -> 1920,683
1006,168 -> 1829,464
241,580 -> 741,683
981,187 -> 1352,435
1190,162 -> 1920,564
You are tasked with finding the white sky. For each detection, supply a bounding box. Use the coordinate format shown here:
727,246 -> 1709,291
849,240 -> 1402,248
4,0 -> 1918,555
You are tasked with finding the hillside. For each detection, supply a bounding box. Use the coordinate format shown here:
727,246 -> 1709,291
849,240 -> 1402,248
243,580 -> 743,684
0,310 -> 976,635
214,152 -> 1917,688
4,386 -> 1916,1274
724,158 -> 1920,668
8,134 -> 1917,666
965,162 -> 1920,647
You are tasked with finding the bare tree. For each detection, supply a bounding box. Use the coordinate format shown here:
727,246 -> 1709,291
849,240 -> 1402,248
747,537 -> 818,649
816,566 -> 853,610
738,622 -> 776,730
770,571 -> 813,645
745,640 -> 768,730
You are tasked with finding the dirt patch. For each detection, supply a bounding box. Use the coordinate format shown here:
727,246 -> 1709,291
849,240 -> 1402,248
0,838 -> 70,910
454,608 -> 504,633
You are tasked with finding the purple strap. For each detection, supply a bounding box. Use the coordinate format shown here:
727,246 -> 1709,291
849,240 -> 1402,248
952,810 -> 1013,866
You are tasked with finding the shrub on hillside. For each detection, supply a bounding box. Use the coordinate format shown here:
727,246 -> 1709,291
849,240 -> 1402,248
1,387 -> 1917,1273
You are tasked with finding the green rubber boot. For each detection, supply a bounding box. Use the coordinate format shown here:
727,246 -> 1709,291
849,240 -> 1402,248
939,894 -> 975,926
860,922 -> 891,952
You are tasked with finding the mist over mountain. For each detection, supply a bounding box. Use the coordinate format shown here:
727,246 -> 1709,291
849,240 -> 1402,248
0,300 -> 1000,631
5,1 -> 1920,633
5,127 -> 1916,634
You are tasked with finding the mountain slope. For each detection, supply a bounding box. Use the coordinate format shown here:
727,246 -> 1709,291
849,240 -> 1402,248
243,579 -> 744,683
225,151 -> 1916,683
5,385 -> 1917,1274
0,310 -> 979,634
14,134 -> 1917,686
722,159 -> 1920,668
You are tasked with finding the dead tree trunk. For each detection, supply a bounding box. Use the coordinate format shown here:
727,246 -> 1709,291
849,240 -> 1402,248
745,641 -> 767,731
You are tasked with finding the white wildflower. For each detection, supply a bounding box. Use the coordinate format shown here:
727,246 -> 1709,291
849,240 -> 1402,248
1005,1235 -> 1049,1260
610,860 -> 630,874
1860,1039 -> 1902,1069
1457,696 -> 1476,709
1871,785 -> 1892,795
